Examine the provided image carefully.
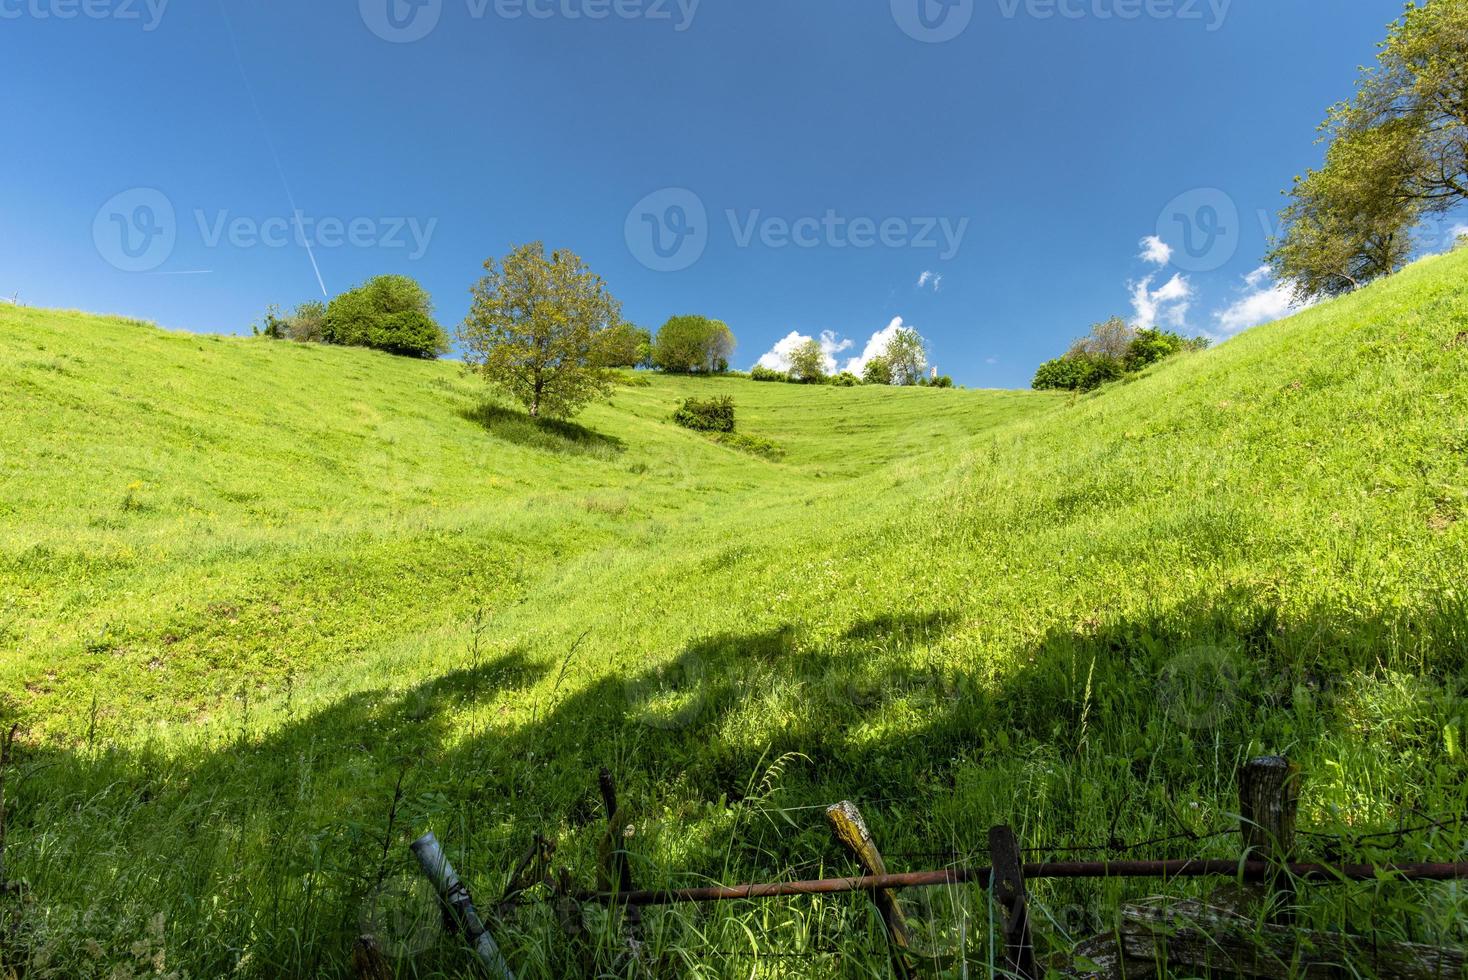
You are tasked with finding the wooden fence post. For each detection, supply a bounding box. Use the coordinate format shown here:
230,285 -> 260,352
1239,756 -> 1300,921
989,825 -> 1039,980
597,768 -> 645,963
826,801 -> 916,979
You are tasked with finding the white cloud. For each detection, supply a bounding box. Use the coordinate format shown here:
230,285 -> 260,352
842,316 -> 911,376
1130,273 -> 1192,329
916,271 -> 943,291
756,329 -> 852,374
1139,235 -> 1173,266
1212,266 -> 1312,337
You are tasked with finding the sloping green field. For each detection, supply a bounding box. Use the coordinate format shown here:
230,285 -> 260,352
2,251 -> 1467,977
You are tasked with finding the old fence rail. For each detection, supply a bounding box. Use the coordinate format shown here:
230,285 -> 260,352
389,757 -> 1468,980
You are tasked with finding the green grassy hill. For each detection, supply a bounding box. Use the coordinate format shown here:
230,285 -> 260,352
2,251 -> 1466,977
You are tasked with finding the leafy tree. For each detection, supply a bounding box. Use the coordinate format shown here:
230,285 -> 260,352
459,242 -> 621,420
861,356 -> 893,386
652,315 -> 736,374
254,304 -> 288,340
287,301 -> 328,343
1270,2 -> 1468,299
885,328 -> 929,386
597,321 -> 652,369
1068,316 -> 1136,360
324,275 -> 448,359
788,338 -> 827,383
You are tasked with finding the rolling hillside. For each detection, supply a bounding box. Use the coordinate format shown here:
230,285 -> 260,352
2,250 -> 1467,977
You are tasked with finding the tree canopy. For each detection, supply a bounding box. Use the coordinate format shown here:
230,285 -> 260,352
788,338 -> 827,383
459,242 -> 621,419
652,315 -> 735,374
322,276 -> 449,359
1270,1 -> 1468,299
884,327 -> 929,386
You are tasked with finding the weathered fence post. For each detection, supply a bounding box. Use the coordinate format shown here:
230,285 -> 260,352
989,825 -> 1039,980
826,801 -> 915,979
597,768 -> 646,964
411,832 -> 516,980
1238,756 -> 1300,921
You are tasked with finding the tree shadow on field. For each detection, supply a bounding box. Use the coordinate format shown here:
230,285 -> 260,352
9,595 -> 1468,977
459,402 -> 624,458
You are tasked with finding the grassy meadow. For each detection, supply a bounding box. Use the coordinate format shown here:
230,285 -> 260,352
2,249 -> 1468,977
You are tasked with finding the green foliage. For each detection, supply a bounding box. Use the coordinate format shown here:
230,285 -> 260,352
1036,319 -> 1207,391
750,364 -> 786,383
861,356 -> 893,385
1068,316 -> 1135,360
672,395 -> 735,432
459,242 -> 619,420
831,371 -> 860,387
787,338 -> 827,384
1124,328 -> 1187,371
1032,352 -> 1123,391
1270,2 -> 1468,299
712,430 -> 785,460
597,321 -> 652,368
925,374 -> 955,388
653,315 -> 736,374
885,327 -> 929,385
324,275 -> 449,359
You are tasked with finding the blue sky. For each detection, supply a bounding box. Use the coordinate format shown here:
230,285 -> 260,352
3,0 -> 1456,387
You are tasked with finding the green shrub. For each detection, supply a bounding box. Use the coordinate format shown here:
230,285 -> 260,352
324,275 -> 448,359
861,357 -> 893,385
1032,353 -> 1123,392
750,365 -> 786,383
831,372 -> 860,387
1124,328 -> 1186,371
713,431 -> 785,460
926,374 -> 955,388
673,396 -> 735,432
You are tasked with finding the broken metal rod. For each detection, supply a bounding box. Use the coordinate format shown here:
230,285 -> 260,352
411,832 -> 516,980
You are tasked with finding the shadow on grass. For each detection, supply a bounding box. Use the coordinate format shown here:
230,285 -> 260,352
459,402 -> 625,458
9,596 -> 1468,977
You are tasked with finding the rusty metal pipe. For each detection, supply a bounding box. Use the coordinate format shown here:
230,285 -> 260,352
605,860 -> 1468,907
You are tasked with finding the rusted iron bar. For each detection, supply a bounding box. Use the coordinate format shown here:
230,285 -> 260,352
601,860 -> 1468,907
